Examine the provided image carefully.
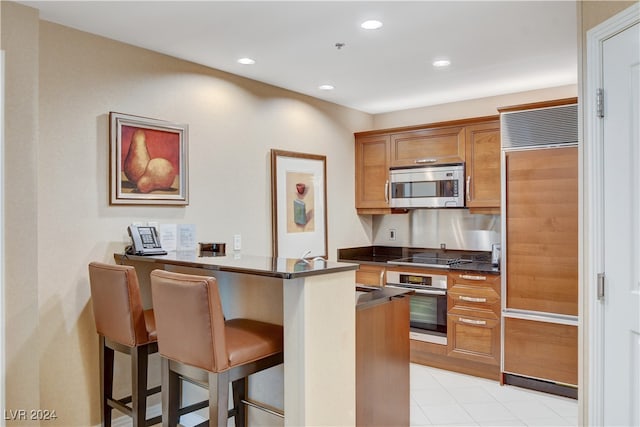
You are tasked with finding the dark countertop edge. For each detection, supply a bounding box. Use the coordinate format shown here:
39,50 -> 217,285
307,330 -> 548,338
339,257 -> 500,275
356,286 -> 414,310
115,253 -> 358,279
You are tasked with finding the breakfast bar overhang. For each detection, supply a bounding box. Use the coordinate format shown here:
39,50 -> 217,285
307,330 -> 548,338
115,251 -> 359,426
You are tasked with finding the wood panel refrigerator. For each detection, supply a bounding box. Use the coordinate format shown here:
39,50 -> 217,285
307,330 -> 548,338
499,99 -> 579,398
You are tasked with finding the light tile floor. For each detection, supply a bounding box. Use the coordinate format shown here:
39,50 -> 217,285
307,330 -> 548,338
410,363 -> 578,426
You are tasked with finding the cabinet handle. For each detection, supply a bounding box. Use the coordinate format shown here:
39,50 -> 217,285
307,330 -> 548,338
379,269 -> 385,287
459,274 -> 487,281
459,295 -> 487,303
384,180 -> 389,204
459,317 -> 486,326
466,175 -> 471,202
415,158 -> 437,164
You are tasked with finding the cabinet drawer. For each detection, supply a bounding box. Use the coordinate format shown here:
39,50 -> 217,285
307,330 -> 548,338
355,264 -> 386,287
447,313 -> 500,366
450,272 -> 500,288
448,284 -> 500,312
390,126 -> 465,167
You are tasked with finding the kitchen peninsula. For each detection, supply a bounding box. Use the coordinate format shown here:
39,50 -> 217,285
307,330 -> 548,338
115,251 -> 359,426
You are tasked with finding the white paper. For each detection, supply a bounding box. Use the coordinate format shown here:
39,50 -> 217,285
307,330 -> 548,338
177,224 -> 197,251
159,223 -> 177,251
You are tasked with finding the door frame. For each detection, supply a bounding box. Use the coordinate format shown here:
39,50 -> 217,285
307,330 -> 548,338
585,3 -> 640,425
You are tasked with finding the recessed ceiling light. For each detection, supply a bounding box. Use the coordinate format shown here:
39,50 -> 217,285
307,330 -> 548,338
361,20 -> 383,30
237,57 -> 255,65
433,59 -> 451,68
318,84 -> 335,91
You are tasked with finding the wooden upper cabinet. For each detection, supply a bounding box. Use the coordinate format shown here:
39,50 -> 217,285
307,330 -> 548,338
465,121 -> 501,211
355,134 -> 391,212
390,126 -> 465,167
354,115 -> 500,214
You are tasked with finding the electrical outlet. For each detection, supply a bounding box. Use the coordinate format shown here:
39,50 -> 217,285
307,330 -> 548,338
389,229 -> 397,241
233,234 -> 242,251
440,243 -> 446,249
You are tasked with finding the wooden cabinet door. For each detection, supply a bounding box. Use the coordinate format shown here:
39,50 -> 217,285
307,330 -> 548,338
465,121 -> 501,209
504,317 -> 577,386
355,134 -> 391,210
390,126 -> 465,167
356,295 -> 410,426
447,312 -> 500,366
355,264 -> 386,287
505,146 -> 578,316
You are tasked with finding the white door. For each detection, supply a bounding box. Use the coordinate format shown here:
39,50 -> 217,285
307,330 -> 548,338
602,21 -> 640,427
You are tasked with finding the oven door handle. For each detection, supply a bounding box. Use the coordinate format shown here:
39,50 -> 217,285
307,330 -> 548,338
386,284 -> 446,296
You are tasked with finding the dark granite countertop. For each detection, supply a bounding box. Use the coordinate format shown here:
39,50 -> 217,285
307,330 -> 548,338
355,285 -> 414,310
338,245 -> 499,275
115,251 -> 358,279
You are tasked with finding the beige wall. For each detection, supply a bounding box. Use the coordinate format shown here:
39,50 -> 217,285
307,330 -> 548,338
1,2 -> 41,423
371,84 -> 577,130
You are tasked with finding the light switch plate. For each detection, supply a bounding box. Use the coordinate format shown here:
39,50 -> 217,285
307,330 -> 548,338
233,234 -> 241,251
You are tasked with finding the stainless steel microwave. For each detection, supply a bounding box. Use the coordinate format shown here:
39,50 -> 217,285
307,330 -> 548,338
389,164 -> 464,208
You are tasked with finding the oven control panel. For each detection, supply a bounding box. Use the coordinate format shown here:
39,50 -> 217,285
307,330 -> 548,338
386,270 -> 447,289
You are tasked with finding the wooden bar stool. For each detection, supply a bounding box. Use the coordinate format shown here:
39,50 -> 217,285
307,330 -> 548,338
149,269 -> 284,427
88,262 -> 162,427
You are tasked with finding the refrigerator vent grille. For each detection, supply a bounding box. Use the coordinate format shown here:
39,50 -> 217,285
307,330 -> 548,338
501,104 -> 578,148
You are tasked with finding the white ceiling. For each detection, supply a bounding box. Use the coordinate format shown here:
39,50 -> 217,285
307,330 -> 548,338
17,1 -> 578,114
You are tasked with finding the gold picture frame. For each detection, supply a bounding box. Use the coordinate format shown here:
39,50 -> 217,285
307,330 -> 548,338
110,112 -> 188,205
270,149 -> 327,259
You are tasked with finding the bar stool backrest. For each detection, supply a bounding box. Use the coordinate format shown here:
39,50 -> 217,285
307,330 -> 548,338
150,270 -> 228,373
88,262 -> 151,346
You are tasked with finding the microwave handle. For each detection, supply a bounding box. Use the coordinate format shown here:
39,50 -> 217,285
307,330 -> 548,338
414,158 -> 437,164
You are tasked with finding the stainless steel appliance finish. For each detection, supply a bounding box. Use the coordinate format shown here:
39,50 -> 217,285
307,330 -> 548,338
389,164 -> 465,208
386,270 -> 448,345
371,209 -> 501,251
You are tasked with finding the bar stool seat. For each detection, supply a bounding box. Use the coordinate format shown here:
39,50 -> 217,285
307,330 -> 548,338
88,261 -> 161,427
150,269 -> 284,427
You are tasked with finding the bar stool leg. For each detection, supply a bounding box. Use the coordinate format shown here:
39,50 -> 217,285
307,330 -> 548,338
161,358 -> 180,427
232,377 -> 247,427
131,345 -> 149,427
100,336 -> 114,427
208,371 -> 230,427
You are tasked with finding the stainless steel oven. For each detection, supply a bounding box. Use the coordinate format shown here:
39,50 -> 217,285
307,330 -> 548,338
385,270 -> 448,345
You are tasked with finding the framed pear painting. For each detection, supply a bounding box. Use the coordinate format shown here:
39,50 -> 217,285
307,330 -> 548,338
109,112 -> 188,205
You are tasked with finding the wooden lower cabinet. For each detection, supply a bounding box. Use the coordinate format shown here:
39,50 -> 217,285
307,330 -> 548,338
503,317 -> 578,386
447,273 -> 501,367
448,312 -> 500,366
357,295 -> 410,426
355,264 -> 386,287
411,272 -> 502,381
